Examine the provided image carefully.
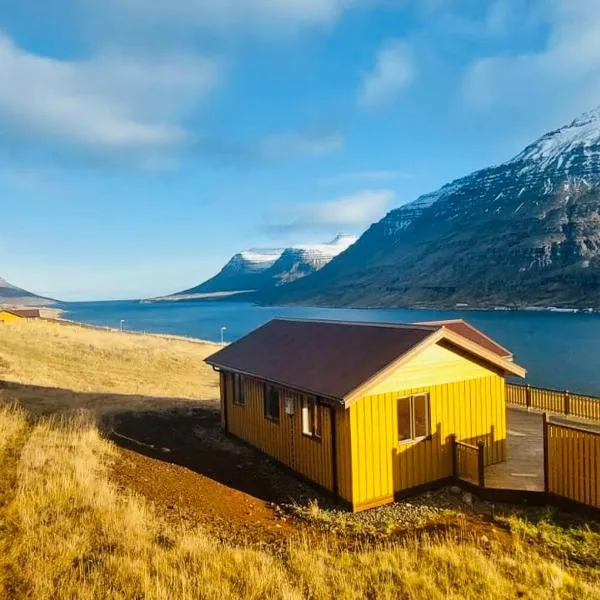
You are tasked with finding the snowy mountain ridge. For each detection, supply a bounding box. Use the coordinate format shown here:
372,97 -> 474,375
263,104 -> 600,308
173,234 -> 357,296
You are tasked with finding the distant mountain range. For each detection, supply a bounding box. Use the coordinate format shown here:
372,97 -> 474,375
0,276 -> 55,307
262,106 -> 600,308
169,234 -> 357,298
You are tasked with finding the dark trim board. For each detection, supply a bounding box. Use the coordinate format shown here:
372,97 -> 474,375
545,493 -> 600,521
394,477 -> 455,502
457,480 -> 547,506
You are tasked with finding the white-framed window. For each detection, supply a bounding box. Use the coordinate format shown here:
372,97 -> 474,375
302,396 -> 321,439
264,384 -> 280,422
397,393 -> 430,443
233,373 -> 245,406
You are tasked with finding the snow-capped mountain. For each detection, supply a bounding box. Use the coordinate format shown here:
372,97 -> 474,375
177,248 -> 284,295
262,234 -> 357,286
174,234 -> 356,296
0,276 -> 55,306
265,106 -> 600,308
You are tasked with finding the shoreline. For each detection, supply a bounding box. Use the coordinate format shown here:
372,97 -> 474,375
142,294 -> 599,314
53,315 -> 222,348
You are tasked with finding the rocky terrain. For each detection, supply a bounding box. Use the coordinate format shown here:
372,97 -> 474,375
173,234 -> 356,297
265,106 -> 600,308
0,275 -> 55,307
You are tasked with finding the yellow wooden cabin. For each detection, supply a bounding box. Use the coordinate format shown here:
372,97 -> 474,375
206,318 -> 526,512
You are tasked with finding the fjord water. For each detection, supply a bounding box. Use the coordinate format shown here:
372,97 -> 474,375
63,300 -> 600,395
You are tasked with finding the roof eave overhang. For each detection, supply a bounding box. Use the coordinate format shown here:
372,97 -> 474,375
341,327 -> 526,407
441,328 -> 527,378
206,361 -> 345,407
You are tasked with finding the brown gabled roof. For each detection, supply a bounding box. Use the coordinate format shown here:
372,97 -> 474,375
205,318 -> 525,404
413,319 -> 513,359
1,308 -> 40,318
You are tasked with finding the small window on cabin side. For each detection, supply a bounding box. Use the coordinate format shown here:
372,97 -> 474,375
397,393 -> 430,443
233,373 -> 245,406
264,385 -> 280,422
301,397 -> 321,439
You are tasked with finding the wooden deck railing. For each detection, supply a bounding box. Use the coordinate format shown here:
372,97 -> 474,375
451,436 -> 485,488
544,415 -> 600,509
507,383 -> 600,421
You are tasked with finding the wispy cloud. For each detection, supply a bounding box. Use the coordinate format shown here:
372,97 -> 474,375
358,40 -> 416,108
0,34 -> 222,161
258,130 -> 344,161
93,0 -> 357,38
265,189 -> 395,234
318,169 -> 409,185
462,0 -> 600,121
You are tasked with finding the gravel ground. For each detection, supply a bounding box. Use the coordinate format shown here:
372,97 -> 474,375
284,486 -> 494,537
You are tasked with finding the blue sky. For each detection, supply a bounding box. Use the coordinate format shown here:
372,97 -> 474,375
2,0 -> 600,300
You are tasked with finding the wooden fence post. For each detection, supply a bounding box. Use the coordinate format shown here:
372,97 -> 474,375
526,384 -> 532,409
543,413 -> 549,494
477,441 -> 485,488
564,390 -> 570,416
450,434 -> 458,479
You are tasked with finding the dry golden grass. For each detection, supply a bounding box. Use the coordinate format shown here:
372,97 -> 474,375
1,319 -> 599,598
0,319 -> 220,418
0,405 -> 598,600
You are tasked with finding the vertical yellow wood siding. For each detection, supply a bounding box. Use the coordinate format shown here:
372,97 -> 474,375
547,422 -> 600,509
223,373 -> 334,492
348,374 -> 506,509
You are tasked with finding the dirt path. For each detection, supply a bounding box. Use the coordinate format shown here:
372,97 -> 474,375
112,448 -> 299,547
107,406 -> 328,547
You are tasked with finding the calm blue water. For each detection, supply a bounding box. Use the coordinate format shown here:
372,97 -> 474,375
62,300 -> 600,395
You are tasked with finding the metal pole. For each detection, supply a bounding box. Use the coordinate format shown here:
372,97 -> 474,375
220,326 -> 227,346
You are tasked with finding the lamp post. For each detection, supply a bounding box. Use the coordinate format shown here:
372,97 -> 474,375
120,319 -> 125,332
220,326 -> 227,346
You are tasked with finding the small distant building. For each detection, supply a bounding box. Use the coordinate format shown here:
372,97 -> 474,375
206,318 -> 526,512
0,308 -> 41,323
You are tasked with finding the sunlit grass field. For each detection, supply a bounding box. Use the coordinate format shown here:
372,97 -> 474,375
0,319 -> 599,599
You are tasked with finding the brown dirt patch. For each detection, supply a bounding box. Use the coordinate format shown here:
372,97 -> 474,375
106,405 -> 331,548
106,405 -> 520,552
112,448 -> 299,547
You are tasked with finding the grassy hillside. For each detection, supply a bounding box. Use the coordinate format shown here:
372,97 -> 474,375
0,320 -> 599,599
0,319 -> 219,417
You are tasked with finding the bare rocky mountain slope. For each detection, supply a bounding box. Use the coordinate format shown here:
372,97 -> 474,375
264,107 -> 600,308
0,276 -> 54,307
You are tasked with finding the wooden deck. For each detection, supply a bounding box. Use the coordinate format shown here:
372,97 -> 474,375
485,408 -> 545,491
484,408 -> 600,492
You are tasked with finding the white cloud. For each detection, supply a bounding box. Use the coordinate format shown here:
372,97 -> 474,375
0,33 -> 221,157
266,189 -> 395,233
259,130 -> 344,160
99,0 -> 353,34
359,40 -> 416,108
463,0 -> 600,119
318,169 -> 409,185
